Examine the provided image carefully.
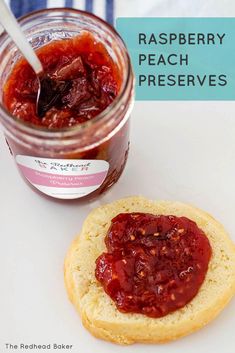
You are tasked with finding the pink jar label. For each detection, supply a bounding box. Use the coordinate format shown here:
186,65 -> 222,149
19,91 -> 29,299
16,155 -> 109,199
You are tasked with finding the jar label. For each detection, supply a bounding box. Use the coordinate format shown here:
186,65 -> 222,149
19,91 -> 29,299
16,155 -> 109,199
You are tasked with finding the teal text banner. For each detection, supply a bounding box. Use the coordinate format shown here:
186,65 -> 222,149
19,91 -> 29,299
116,18 -> 235,100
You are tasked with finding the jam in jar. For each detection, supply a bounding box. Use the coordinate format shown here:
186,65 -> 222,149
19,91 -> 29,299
95,213 -> 212,318
4,32 -> 121,128
0,9 -> 134,200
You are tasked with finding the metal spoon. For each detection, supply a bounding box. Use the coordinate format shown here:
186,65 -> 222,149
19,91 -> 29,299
0,0 -> 69,117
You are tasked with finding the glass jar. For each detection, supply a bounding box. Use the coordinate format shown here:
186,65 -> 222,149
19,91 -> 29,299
0,8 -> 134,200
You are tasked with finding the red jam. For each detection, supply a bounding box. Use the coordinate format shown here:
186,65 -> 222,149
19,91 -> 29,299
3,32 -> 120,128
95,213 -> 212,318
2,32 -> 131,200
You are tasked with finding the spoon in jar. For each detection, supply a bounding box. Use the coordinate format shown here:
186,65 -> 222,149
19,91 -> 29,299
0,0 -> 70,117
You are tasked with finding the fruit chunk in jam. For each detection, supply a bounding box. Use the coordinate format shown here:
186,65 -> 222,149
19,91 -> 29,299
3,32 -> 120,128
95,213 -> 212,318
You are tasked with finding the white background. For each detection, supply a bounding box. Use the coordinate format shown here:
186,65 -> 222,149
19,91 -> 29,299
0,101 -> 235,353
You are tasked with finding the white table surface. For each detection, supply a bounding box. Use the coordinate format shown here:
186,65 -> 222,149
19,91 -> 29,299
1,101 -> 235,353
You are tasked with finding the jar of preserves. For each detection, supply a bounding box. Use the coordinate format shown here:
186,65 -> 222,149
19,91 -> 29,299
0,8 -> 134,200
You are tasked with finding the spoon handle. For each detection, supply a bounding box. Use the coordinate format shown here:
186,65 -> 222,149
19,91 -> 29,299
0,0 -> 43,74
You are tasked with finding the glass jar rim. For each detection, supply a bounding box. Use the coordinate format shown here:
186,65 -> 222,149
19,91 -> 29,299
0,7 -> 133,138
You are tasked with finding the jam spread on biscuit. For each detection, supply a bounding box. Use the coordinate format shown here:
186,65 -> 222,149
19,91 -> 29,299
3,32 -> 119,128
95,213 -> 212,318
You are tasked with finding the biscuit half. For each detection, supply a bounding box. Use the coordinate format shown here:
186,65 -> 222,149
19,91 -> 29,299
64,196 -> 235,344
